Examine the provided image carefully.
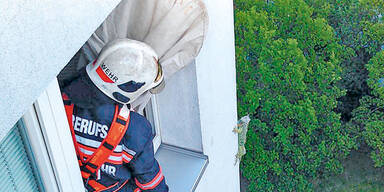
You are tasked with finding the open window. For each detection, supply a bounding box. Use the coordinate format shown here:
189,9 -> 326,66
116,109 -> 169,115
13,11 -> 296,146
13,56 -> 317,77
55,0 -> 209,190
146,61 -> 209,191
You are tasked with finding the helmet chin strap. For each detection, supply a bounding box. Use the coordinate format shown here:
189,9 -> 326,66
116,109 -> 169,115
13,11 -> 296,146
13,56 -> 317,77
119,104 -> 131,117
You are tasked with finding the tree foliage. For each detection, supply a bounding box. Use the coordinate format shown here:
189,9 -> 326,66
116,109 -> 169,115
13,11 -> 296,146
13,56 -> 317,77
347,51 -> 384,167
307,0 -> 384,168
234,0 -> 356,191
306,0 -> 384,121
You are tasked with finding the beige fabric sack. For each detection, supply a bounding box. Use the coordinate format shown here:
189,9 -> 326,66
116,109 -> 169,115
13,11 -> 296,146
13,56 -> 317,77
60,0 -> 208,111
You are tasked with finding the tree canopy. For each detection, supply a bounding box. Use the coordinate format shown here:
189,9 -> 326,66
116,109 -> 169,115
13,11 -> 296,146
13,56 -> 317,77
235,0 -> 384,191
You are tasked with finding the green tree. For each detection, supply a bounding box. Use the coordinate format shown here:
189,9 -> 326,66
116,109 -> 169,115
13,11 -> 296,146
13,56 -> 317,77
307,0 -> 384,168
305,0 -> 384,121
347,51 -> 384,167
235,0 -> 355,191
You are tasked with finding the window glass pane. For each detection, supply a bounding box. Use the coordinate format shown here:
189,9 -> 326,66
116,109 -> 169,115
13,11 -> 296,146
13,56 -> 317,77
0,121 -> 44,192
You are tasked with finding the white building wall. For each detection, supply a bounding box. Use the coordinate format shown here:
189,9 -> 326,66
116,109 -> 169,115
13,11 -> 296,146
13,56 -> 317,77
0,0 -> 121,141
194,0 -> 240,191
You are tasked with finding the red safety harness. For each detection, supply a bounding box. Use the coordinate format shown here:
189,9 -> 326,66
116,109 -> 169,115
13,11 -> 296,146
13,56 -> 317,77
63,94 -> 131,192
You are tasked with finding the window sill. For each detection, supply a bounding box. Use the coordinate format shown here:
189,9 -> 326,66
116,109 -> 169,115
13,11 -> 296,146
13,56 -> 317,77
155,144 -> 208,192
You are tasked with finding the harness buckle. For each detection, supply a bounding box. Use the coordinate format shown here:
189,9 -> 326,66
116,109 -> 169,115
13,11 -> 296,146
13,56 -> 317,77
85,177 -> 90,185
80,164 -> 97,179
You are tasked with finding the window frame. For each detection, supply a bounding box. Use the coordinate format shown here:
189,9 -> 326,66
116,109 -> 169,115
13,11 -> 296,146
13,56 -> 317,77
22,79 -> 85,192
144,76 -> 209,191
144,95 -> 162,153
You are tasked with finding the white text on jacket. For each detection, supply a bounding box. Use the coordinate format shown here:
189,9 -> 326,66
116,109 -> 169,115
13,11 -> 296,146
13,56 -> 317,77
72,115 -> 109,138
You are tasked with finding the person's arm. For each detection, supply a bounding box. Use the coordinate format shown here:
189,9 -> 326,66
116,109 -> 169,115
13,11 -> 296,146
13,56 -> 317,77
128,138 -> 169,192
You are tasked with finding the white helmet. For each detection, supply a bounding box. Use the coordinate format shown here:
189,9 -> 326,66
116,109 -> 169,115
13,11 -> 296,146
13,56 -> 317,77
86,39 -> 164,104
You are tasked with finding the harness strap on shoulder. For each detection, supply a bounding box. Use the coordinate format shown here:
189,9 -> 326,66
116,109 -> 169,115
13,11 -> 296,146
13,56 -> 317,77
82,104 -> 130,176
84,105 -> 130,192
62,93 -> 131,192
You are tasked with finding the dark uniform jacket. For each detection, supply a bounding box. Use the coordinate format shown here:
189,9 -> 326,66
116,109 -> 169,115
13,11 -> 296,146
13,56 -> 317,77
61,69 -> 168,192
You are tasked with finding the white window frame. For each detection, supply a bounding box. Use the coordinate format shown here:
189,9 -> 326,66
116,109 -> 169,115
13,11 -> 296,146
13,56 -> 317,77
144,95 -> 162,152
22,79 -> 85,192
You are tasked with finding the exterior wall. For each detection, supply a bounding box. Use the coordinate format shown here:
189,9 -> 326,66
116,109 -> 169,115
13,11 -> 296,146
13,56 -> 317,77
0,0 -> 121,141
194,0 -> 239,191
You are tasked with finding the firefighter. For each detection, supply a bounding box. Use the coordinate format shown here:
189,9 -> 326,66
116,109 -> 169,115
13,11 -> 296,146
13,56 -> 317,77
61,39 -> 169,192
